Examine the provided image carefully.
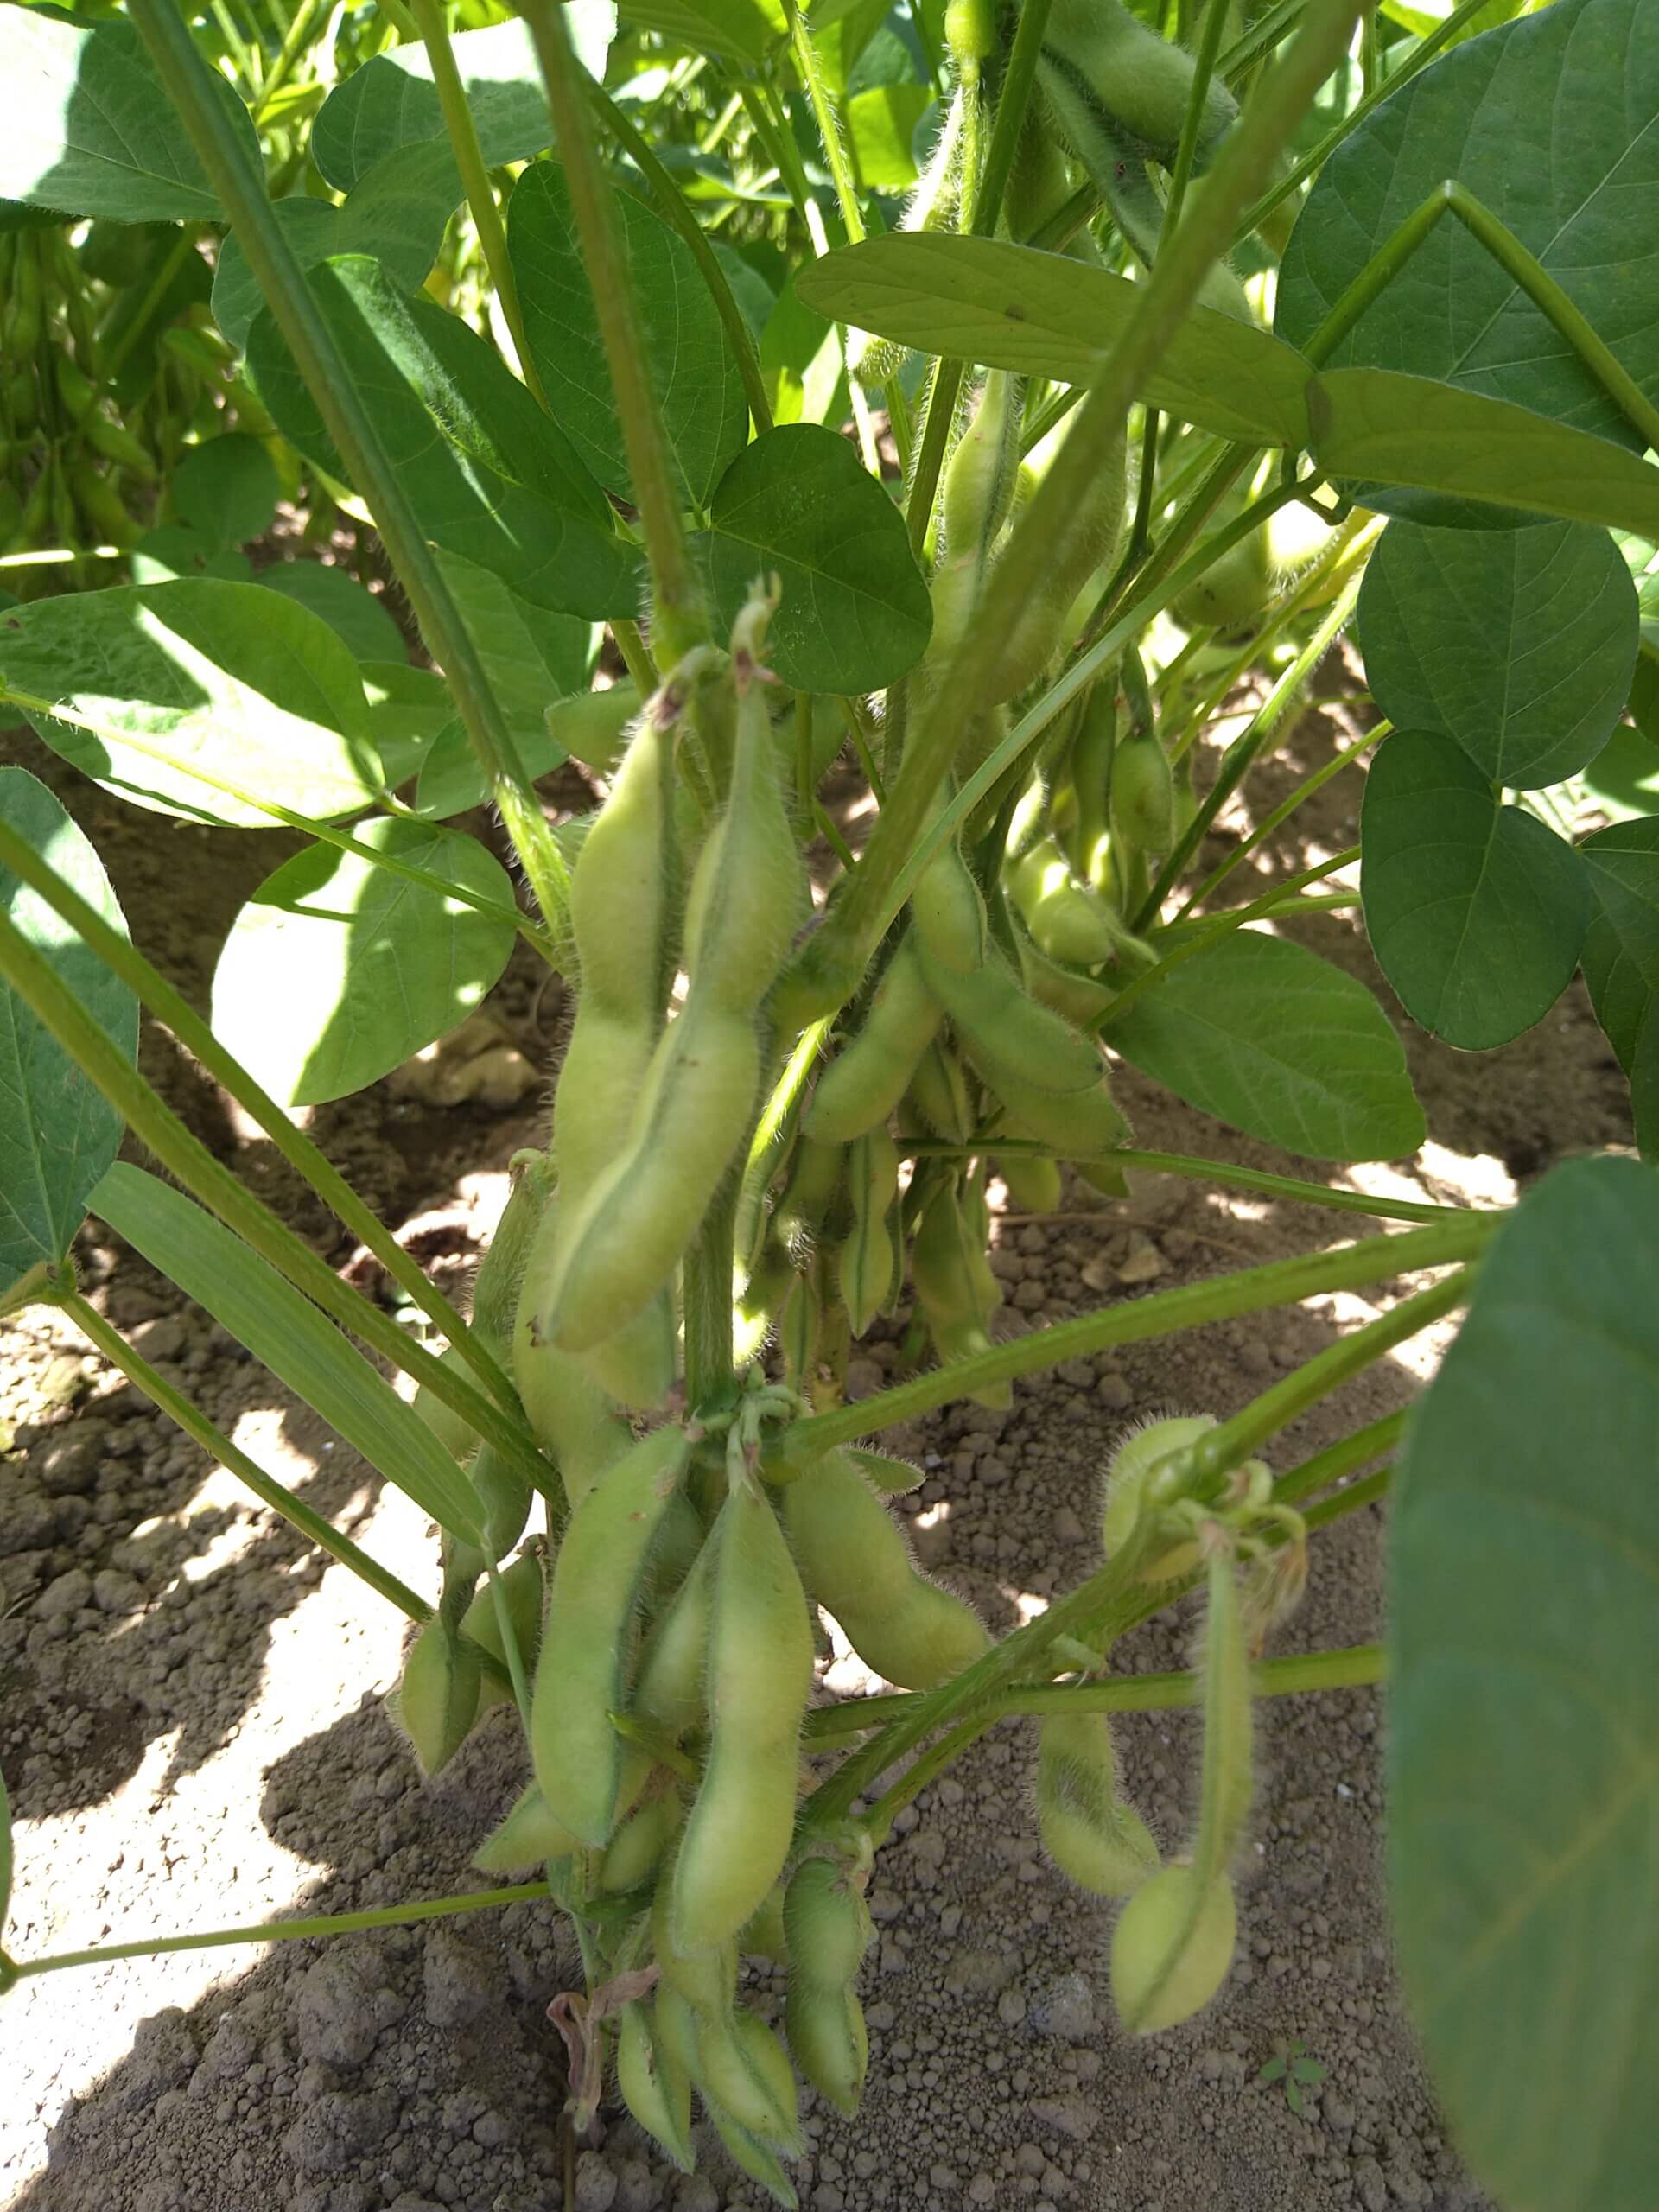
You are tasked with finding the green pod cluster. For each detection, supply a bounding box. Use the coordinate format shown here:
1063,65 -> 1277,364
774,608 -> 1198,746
910,1174 -> 1008,1409
783,1449 -> 988,1689
1036,0 -> 1237,171
472,1778 -> 582,1873
1035,1708 -> 1160,1897
1009,834 -> 1122,969
783,1857 -> 873,2116
805,933 -> 942,1147
838,1128 -> 899,1338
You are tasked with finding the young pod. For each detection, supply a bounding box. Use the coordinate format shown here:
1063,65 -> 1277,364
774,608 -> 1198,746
804,934 -> 942,1146
783,1857 -> 874,1990
472,1150 -> 556,1347
783,1451 -> 989,1691
615,1998 -> 695,2173
652,1878 -> 739,2019
694,2004 -> 802,2153
916,941 -> 1103,1100
1110,1864 -> 1237,2034
1101,1415 -> 1217,1580
784,1979 -> 869,2118
472,1779 -> 582,1873
838,1128 -> 899,1338
545,678 -> 642,777
632,1529 -> 715,1743
903,1039 -> 976,1147
1035,1710 -> 1160,1897
457,1544 -> 545,1678
1039,0 -> 1237,168
944,370 -> 1024,567
1110,734 -> 1177,857
529,1425 -> 692,1845
394,1619 -> 481,1778
1010,835 -> 1121,969
598,1777 -> 682,1895
672,1479 -> 815,1956
739,1883 -> 791,1964
779,1262 -> 823,1393
512,1199 -> 638,1509
998,1135 -> 1064,1216
706,2105 -> 800,2211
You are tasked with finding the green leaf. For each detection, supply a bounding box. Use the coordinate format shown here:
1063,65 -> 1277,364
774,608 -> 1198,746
0,579 -> 382,827
795,234 -> 1313,448
617,0 -> 787,63
696,424 -> 931,692
1359,730 -> 1592,1048
360,663 -> 454,790
213,143 -> 461,353
1389,1152 -> 1659,2212
761,268 -> 848,430
1580,724 -> 1659,823
1278,0 -> 1659,525
312,14 -> 613,191
0,767 -> 137,1300
1306,370 -> 1659,542
209,817 -> 517,1108
128,525 -> 252,588
169,434 -> 280,550
248,255 -> 644,624
1577,818 -> 1659,1144
259,562 -> 407,666
846,84 -> 932,189
91,1162 -> 483,1541
411,550 -> 592,819
1109,932 -> 1426,1161
510,162 -> 748,511
1357,520 -> 1638,788
0,10 -> 262,220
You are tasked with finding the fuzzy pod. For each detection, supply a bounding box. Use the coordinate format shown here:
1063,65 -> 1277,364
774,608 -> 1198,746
472,1150 -> 556,1347
783,1857 -> 873,1991
598,1778 -> 683,1895
998,1141 -> 1064,1216
705,2105 -> 800,2210
915,940 -> 1103,1099
512,1198 -> 635,1508
944,370 -> 1025,566
1110,1865 -> 1237,2035
1101,1414 -> 1217,1579
545,679 -> 642,778
472,1779 -> 582,1872
457,1544 -> 545,1677
982,1058 -> 1132,1179
785,1978 -> 869,2118
529,1425 -> 692,1845
1036,1709 -> 1160,1897
838,1128 -> 899,1338
672,1481 -> 815,1956
652,1879 -> 738,2018
616,1998 -> 695,2172
1039,0 -> 1237,168
903,1038 -> 976,1147
694,2004 -> 802,2153
783,1450 -> 989,1691
394,1619 -> 482,1778
805,934 -> 943,1147
1109,734 -> 1177,857
908,836 -> 989,976
779,1262 -> 823,1393
739,1883 -> 791,1964
632,1530 -> 715,1742
1010,836 -> 1121,969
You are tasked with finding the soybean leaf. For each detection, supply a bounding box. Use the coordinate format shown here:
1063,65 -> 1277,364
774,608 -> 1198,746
311,13 -> 613,191
1357,521 -> 1638,789
510,162 -> 748,511
169,434 -> 281,550
618,0 -> 787,63
1359,731 -> 1592,1049
213,143 -> 462,353
0,9 -> 261,220
846,84 -> 931,189
762,270 -> 848,430
1580,725 -> 1659,823
412,551 -> 592,820
0,767 -> 137,1302
360,664 -> 454,791
796,234 -> 1312,448
1577,817 -> 1659,1151
1109,932 -> 1426,1161
696,425 -> 931,692
0,580 -> 382,826
249,256 -> 642,625
1390,1153 -> 1659,2212
92,1163 -> 483,1541
129,526 -> 252,588
259,563 -> 406,666
1279,0 -> 1659,525
210,817 -> 517,1107
1306,371 -> 1659,542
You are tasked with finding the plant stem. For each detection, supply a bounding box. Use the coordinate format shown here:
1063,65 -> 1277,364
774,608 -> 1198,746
1162,0 -> 1233,236
683,1179 -> 738,1408
1027,1145 -> 1469,1226
1274,1409 -> 1404,1508
56,1290 -> 432,1623
251,0 -> 331,122
0,815 -> 509,1401
0,904 -> 549,1492
775,1213 -> 1495,1466
1175,724 -> 1385,918
127,0 -> 576,943
9,1881 -> 550,1982
410,0 -> 543,401
518,0 -> 705,661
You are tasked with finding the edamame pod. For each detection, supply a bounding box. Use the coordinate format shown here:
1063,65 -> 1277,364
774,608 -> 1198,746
545,678 -> 641,777
1102,1415 -> 1217,1580
694,2005 -> 801,2151
394,1619 -> 481,1777
999,1141 -> 1063,1216
917,941 -> 1103,1098
473,1149 -> 556,1345
1036,1710 -> 1160,1896
944,371 -> 1024,566
616,1998 -> 695,2172
783,1451 -> 989,1689
784,1980 -> 869,2118
838,1128 -> 899,1338
1110,734 -> 1177,856
513,1198 -> 635,1507
632,1530 -> 715,1741
1110,1864 -> 1237,2034
530,1425 -> 692,1845
673,1479 -> 814,1956
706,2106 -> 800,2210
598,1778 -> 682,1894
472,1779 -> 581,1872
1038,0 -> 1237,167
805,934 -> 942,1146
458,1543 -> 545,1676
903,1039 -> 976,1146
1011,834 -> 1122,968
784,1857 -> 873,1989
652,1878 -> 738,2018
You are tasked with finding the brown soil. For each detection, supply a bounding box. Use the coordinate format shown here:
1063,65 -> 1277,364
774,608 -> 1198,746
0,672 -> 1630,2212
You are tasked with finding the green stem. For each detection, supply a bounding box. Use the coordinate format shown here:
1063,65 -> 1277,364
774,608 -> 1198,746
775,1212 -> 1495,1466
1131,568 -> 1363,930
1176,725 -> 1384,918
0,815 -> 509,1403
251,0 -> 332,122
0,904 -> 549,1492
8,1880 -> 550,1982
1274,1409 -> 1405,1508
683,1178 -> 739,1408
410,0 -> 543,404
517,0 -> 704,661
127,0 -> 576,941
1027,1144 -> 1468,1227
1102,845 -> 1358,1029
1162,0 -> 1233,236
1220,0 -> 1306,86
1301,1464 -> 1389,1531
585,75 -> 773,435
58,1289 -> 431,1622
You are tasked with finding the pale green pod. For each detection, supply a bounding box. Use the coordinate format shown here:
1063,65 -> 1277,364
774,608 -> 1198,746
394,1619 -> 481,1778
672,1482 -> 814,1956
546,679 -> 641,777
694,2005 -> 801,2152
779,1264 -> 822,1392
903,1039 -> 976,1146
804,934 -> 942,1146
916,941 -> 1103,1099
1035,1710 -> 1160,1897
1039,0 -> 1237,168
999,1141 -> 1064,1216
632,1531 -> 715,1742
839,1128 -> 899,1338
784,1979 -> 868,2118
472,1779 -> 581,1873
529,1426 -> 692,1845
652,1878 -> 738,2018
615,1997 -> 695,2172
783,1857 -> 873,1990
512,1197 -> 635,1509
598,1780 -> 682,1895
471,1149 -> 556,1346
739,1883 -> 791,1964
1110,1865 -> 1237,2034
706,2106 -> 800,2210
1101,1415 -> 1217,1579
457,1545 -> 545,1677
1110,734 -> 1176,856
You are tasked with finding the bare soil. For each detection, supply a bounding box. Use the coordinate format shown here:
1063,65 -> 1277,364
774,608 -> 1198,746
0,673 -> 1630,2212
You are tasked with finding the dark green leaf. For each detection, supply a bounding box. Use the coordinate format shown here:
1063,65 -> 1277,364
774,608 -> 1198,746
618,0 -> 787,63
128,526 -> 252,588
360,664 -> 454,791
795,234 -> 1312,448
0,580 -> 382,826
248,255 -> 643,622
0,11 -> 261,220
259,563 -> 406,665
1306,370 -> 1659,541
696,425 -> 931,693
1109,932 -> 1425,1161
411,551 -> 591,819
1390,1153 -> 1659,2212
1580,724 -> 1659,823
92,1163 -> 484,1541
209,817 -> 517,1107
1578,818 -> 1659,1144
510,162 -> 748,511
1279,0 -> 1659,525
0,767 -> 137,1301
169,434 -> 280,549
1359,731 -> 1591,1048
1357,521 -> 1638,788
